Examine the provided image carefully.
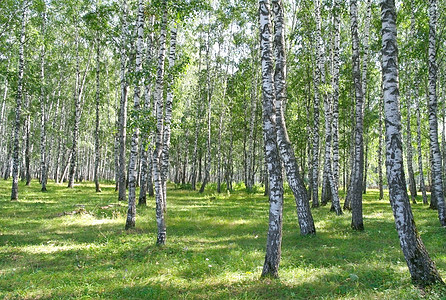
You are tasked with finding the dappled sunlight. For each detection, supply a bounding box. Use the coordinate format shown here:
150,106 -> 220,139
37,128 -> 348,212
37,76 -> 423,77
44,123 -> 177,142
0,181 -> 444,299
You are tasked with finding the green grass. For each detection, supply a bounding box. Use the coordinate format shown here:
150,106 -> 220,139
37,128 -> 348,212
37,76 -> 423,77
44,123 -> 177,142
0,180 -> 445,299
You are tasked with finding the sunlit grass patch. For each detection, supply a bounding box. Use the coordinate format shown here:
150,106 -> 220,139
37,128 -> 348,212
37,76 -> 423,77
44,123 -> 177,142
0,180 -> 444,299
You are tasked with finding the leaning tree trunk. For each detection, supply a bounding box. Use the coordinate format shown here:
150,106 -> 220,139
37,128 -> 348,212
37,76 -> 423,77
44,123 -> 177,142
117,0 -> 129,201
380,0 -> 444,286
11,1 -> 27,200
153,2 -> 168,245
39,9 -> 48,192
349,0 -> 364,231
272,0 -> 317,234
427,0 -> 446,225
259,0 -> 284,278
126,0 -> 144,230
94,32 -> 101,193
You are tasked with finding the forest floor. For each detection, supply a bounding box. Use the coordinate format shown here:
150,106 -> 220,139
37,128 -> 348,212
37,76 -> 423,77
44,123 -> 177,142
0,180 -> 445,299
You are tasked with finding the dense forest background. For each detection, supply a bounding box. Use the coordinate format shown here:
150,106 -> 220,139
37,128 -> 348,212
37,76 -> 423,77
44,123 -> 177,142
1,0 -> 446,296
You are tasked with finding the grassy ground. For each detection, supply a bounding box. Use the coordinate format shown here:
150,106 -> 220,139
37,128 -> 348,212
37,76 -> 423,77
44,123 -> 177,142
0,180 -> 445,299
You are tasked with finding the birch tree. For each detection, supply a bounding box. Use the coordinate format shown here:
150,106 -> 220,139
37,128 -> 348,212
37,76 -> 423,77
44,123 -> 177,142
161,25 -> 178,203
39,8 -> 48,192
126,0 -> 144,230
427,0 -> 446,225
331,0 -> 342,212
272,0 -> 317,233
153,1 -> 168,245
380,0 -> 444,286
117,0 -> 129,201
311,0 -> 322,208
349,0 -> 364,230
11,1 -> 27,200
259,0 -> 284,278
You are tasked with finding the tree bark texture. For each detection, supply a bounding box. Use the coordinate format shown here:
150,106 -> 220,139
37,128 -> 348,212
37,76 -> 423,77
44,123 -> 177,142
161,26 -> 178,202
427,0 -> 446,225
153,2 -> 168,245
126,0 -> 144,230
272,0 -> 317,234
11,1 -> 27,200
39,9 -> 48,192
94,32 -> 101,193
117,0 -> 129,201
380,0 -> 444,285
349,0 -> 364,230
259,0 -> 284,278
311,0 -> 322,208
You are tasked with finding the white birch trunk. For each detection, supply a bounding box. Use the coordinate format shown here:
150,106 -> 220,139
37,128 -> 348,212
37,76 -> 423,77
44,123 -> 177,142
11,1 -> 27,200
161,26 -> 178,205
117,0 -> 129,201
39,9 -> 48,192
153,3 -> 168,244
94,32 -> 101,193
259,0 -> 284,278
331,0 -> 341,208
349,0 -> 364,230
311,0 -> 322,208
139,15 -> 155,206
415,86 -> 428,205
272,0 -> 317,233
67,29 -> 81,188
126,0 -> 144,230
427,0 -> 446,225
380,0 -> 443,285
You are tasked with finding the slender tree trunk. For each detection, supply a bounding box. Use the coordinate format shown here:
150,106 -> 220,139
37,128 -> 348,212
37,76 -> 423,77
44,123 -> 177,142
67,30 -> 81,188
199,28 -> 213,194
161,26 -> 178,204
380,0 -> 444,285
361,0 -> 371,195
126,0 -> 144,229
378,81 -> 384,200
415,86 -> 428,205
427,0 -> 446,225
349,0 -> 364,231
272,0 -> 317,233
153,2 -> 168,244
94,32 -> 102,193
190,41 -> 203,191
260,0 -> 284,278
11,1 -> 27,200
117,0 -> 129,201
331,0 -> 341,210
139,16 -> 154,206
24,93 -> 31,186
39,9 -> 48,192
406,90 -> 417,203
311,0 -> 322,208
247,56 -> 258,191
